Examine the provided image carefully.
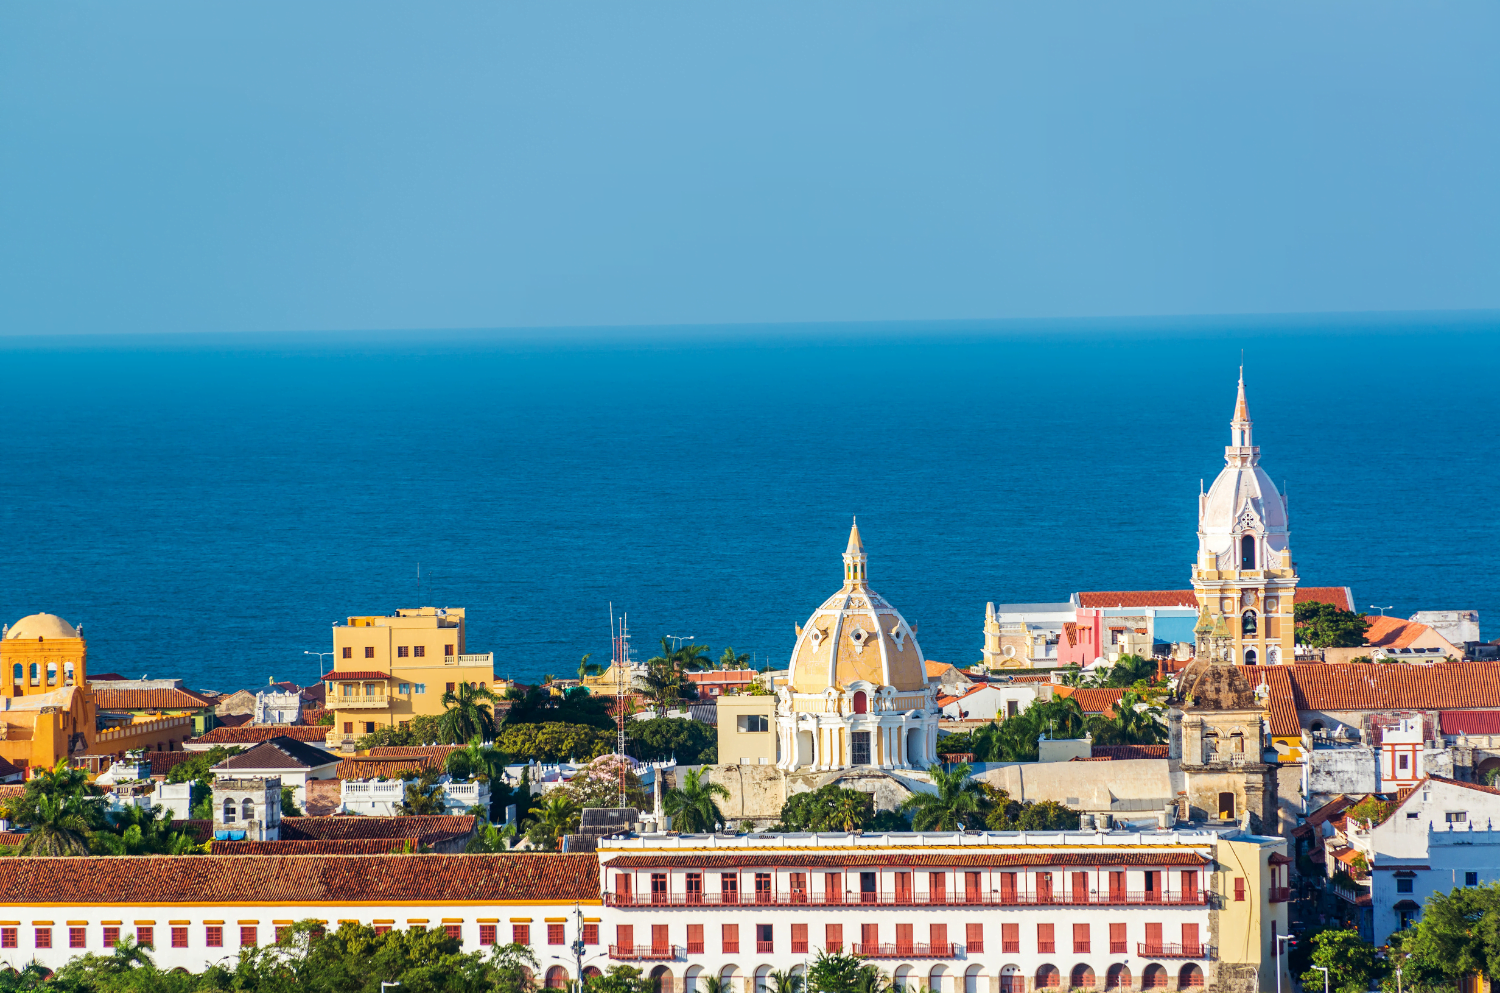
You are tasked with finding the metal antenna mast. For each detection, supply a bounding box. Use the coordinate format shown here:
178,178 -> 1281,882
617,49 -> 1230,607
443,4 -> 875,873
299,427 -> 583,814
611,604 -> 630,808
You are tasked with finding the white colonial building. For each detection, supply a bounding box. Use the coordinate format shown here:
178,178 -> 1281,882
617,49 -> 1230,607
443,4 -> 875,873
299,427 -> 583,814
775,522 -> 938,771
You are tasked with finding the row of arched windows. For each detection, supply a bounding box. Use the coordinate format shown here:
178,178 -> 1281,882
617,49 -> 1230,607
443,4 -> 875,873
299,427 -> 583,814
9,661 -> 75,687
221,799 -> 256,823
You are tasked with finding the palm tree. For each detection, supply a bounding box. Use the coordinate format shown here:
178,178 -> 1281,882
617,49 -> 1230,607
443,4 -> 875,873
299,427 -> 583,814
854,965 -> 892,993
900,763 -> 985,831
445,735 -> 508,781
95,802 -> 202,856
397,767 -> 447,815
661,768 -> 730,832
16,793 -> 94,856
526,795 -> 580,851
768,970 -> 804,993
699,977 -> 728,993
641,658 -> 685,715
578,653 -> 602,680
719,647 -> 751,670
830,790 -> 868,832
673,643 -> 714,672
1088,690 -> 1167,746
439,681 -> 501,743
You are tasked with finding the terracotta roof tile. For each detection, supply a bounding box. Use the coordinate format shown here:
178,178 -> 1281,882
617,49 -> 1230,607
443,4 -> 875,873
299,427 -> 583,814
148,752 -> 197,777
1249,665 -> 1300,737
601,852 -> 1209,869
0,853 -> 599,904
1296,587 -> 1355,612
367,746 -> 464,758
1075,591 -> 1197,609
925,661 -> 956,678
195,725 -> 330,745
322,671 -> 391,681
93,688 -> 214,711
213,839 -> 422,855
1440,711 -> 1500,736
213,737 -> 339,772
1091,744 -> 1168,760
1054,687 -> 1125,716
1283,662 -> 1500,714
280,815 -> 476,842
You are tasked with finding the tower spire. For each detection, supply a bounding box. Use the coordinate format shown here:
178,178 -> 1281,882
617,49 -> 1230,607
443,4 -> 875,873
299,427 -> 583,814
842,517 -> 868,587
1230,365 -> 1253,448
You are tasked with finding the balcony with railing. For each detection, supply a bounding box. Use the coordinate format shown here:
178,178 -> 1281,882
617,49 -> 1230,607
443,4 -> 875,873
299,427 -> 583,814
604,889 -> 1208,909
446,653 -> 494,667
1269,886 -> 1291,903
851,944 -> 958,959
1137,943 -> 1212,959
334,694 -> 390,709
609,945 -> 681,961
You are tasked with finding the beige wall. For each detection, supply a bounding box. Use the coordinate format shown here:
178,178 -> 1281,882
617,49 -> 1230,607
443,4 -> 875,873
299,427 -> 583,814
716,695 -> 777,766
1216,837 -> 1291,993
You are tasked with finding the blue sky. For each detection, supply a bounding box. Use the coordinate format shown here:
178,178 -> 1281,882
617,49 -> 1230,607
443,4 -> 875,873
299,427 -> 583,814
2,2 -> 1496,336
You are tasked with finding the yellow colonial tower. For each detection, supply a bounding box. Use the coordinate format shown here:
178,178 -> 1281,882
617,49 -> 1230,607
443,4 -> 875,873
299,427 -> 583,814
1191,370 -> 1298,665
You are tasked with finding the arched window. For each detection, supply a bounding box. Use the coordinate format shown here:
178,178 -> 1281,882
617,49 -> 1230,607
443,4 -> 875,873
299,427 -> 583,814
1034,966 -> 1060,990
28,663 -> 38,685
1106,966 -> 1132,991
11,663 -> 19,683
1244,649 -> 1258,665
546,967 -> 570,990
1178,964 -> 1205,989
1241,535 -> 1256,569
1070,966 -> 1094,990
242,799 -> 255,822
1142,965 -> 1168,990
852,691 -> 867,715
1242,611 -> 1257,636
222,798 -> 237,824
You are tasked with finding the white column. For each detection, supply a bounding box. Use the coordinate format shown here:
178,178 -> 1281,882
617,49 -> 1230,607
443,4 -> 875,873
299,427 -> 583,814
811,720 -> 821,770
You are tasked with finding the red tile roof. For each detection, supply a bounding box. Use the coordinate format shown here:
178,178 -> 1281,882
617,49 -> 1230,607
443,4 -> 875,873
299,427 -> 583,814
1054,687 -> 1125,717
1364,616 -> 1456,651
1076,591 -> 1197,609
1249,665 -> 1301,737
322,671 -> 390,682
1281,662 -> 1500,715
336,754 -> 448,779
1091,744 -> 1169,760
368,746 -> 463,758
213,839 -> 427,855
1440,711 -> 1500,736
195,725 -> 331,745
280,815 -> 476,842
686,671 -> 754,683
601,852 -> 1209,869
148,752 -> 198,777
93,688 -> 214,711
1296,587 -> 1355,612
0,853 -> 600,904
213,738 -> 339,772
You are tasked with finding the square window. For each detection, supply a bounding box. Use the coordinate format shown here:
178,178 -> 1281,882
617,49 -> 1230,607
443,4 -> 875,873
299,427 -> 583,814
1396,878 -> 1414,893
414,684 -> 426,694
445,644 -> 454,657
68,927 -> 85,949
342,647 -> 352,659
343,722 -> 354,734
364,646 -> 375,659
1448,812 -> 1468,824
479,925 -> 497,946
791,923 -> 808,954
171,927 -> 188,948
206,925 -> 223,948
1,928 -> 16,949
35,927 -> 51,949
512,924 -> 529,945
446,682 -> 456,693
583,924 -> 599,945
137,926 -> 154,948
414,646 -> 425,657
103,926 -> 120,947
375,925 -> 392,936
444,925 -> 461,942
400,683 -> 411,694
398,646 -> 409,658
240,926 -> 257,947
1467,872 -> 1480,886
364,722 -> 375,734
548,923 -> 565,945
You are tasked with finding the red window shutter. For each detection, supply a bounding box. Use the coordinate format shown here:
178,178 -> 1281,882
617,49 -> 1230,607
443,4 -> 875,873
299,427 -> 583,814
1182,870 -> 1199,898
687,924 -> 704,954
1072,871 -> 1089,902
1000,872 -> 1017,901
930,872 -> 946,902
1001,922 -> 1019,953
896,924 -> 914,949
1037,922 -> 1054,953
791,923 -> 808,954
1182,923 -> 1199,951
480,925 -> 497,946
965,871 -> 981,901
722,924 -> 739,953
583,924 -> 599,945
1110,922 -> 1127,954
652,925 -> 669,953
513,925 -> 530,946
616,925 -> 632,951
548,924 -> 565,945
1073,923 -> 1089,953
615,874 -> 632,896
930,924 -> 947,949
966,923 -> 983,953
862,923 -> 879,949
826,923 -> 843,952
1146,922 -> 1162,951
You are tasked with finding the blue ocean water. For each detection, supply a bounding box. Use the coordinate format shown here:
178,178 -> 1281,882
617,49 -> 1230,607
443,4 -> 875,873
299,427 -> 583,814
0,314 -> 1495,693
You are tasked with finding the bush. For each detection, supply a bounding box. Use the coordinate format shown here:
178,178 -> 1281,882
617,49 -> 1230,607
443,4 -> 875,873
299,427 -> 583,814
626,717 -> 716,764
496,722 -> 614,763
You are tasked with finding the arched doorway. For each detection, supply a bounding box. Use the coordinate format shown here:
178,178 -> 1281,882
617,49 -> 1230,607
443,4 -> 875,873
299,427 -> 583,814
1070,965 -> 1095,990
964,965 -> 984,993
893,966 -> 916,991
1035,965 -> 1060,990
754,966 -> 772,993
1218,791 -> 1236,819
998,966 -> 1022,993
684,966 -> 704,993
1142,964 -> 1168,989
1105,965 -> 1131,990
546,967 -> 570,990
584,967 -> 604,982
651,966 -> 673,993
719,966 -> 740,993
928,966 -> 947,993
1177,964 -> 1204,989
853,691 -> 868,714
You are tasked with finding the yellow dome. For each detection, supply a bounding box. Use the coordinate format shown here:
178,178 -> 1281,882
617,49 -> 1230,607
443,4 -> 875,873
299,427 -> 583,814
787,520 -> 927,695
5,613 -> 79,640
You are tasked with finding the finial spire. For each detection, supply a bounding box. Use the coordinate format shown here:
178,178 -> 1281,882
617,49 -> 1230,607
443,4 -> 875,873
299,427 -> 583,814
1230,363 -> 1253,448
842,517 -> 868,587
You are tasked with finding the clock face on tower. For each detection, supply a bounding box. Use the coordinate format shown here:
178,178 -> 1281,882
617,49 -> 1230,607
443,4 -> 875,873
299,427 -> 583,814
1241,591 -> 1256,608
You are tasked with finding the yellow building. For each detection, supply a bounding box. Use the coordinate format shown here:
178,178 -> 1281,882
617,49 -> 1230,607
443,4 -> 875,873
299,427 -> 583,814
1192,371 -> 1298,666
324,607 -> 495,747
0,613 -> 195,775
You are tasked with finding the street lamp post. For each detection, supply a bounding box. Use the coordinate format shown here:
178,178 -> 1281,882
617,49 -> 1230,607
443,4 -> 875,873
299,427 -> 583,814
1312,965 -> 1329,993
1369,605 -> 1394,617
1274,934 -> 1294,993
666,635 -> 696,652
305,650 -> 334,682
382,983 -> 402,993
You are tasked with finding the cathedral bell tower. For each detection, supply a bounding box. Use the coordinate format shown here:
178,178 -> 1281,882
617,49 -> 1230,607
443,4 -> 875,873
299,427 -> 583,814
1191,370 -> 1298,665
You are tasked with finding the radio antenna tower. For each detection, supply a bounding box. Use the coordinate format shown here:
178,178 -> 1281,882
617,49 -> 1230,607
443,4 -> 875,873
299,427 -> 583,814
610,604 -> 632,809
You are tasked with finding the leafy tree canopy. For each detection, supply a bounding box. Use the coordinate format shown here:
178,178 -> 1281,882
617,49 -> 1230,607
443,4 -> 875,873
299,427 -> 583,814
626,716 -> 716,764
585,965 -> 656,993
561,754 -> 649,811
1295,601 -> 1372,649
503,686 -> 615,730
1299,928 -> 1384,993
496,722 -> 614,763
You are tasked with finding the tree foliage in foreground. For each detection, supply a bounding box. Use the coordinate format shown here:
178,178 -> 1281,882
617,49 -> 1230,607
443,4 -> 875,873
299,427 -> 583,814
1295,601 -> 1372,649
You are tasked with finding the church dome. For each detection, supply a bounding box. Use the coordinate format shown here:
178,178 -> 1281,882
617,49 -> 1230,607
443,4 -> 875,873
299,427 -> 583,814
787,521 -> 927,695
1197,371 -> 1291,571
5,613 -> 79,640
